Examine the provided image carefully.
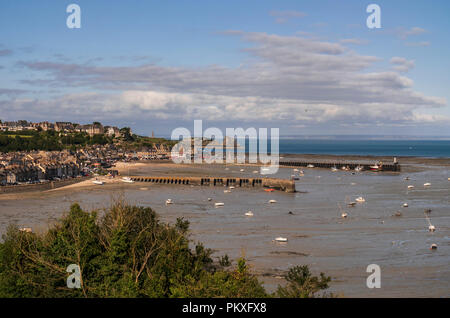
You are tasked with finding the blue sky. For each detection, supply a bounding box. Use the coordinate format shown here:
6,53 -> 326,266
1,0 -> 449,136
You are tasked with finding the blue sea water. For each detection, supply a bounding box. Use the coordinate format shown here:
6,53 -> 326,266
278,139 -> 450,158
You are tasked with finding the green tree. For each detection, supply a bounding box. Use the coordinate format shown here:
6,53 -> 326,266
276,265 -> 332,298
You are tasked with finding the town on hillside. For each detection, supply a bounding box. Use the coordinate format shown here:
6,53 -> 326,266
0,120 -> 120,136
0,120 -> 172,186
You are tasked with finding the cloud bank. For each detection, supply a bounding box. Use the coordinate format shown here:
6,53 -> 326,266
1,31 -> 448,133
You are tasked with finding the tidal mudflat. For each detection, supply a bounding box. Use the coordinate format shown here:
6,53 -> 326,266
1,157 -> 449,297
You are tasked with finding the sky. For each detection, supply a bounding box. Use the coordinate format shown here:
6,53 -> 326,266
0,0 -> 449,137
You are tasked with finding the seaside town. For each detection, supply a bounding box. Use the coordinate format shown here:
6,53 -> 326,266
0,120 -> 171,187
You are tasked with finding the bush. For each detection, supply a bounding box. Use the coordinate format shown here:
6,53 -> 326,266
0,202 -> 333,298
276,265 -> 332,298
0,202 -> 270,298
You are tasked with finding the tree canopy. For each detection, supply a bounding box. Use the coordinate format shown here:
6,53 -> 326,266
0,202 -> 332,298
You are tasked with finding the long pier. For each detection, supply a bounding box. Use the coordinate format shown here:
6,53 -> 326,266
279,161 -> 401,172
130,176 -> 296,192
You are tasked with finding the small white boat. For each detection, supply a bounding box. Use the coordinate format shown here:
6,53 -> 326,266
331,167 -> 338,172
369,164 -> 380,171
355,196 -> 365,203
269,199 -> 277,204
341,166 -> 350,171
253,170 -> 259,174
121,177 -> 134,183
215,202 -> 225,207
245,211 -> 254,217
428,225 -> 436,232
274,237 -> 288,242
341,212 -> 348,218
92,180 -> 104,185
407,185 -> 415,189
293,168 -> 299,172
448,177 -> 450,181
404,177 -> 410,180
355,166 -> 363,172
347,202 -> 356,207
240,169 -> 245,172
224,190 -> 231,193
165,199 -> 173,205
229,186 -> 235,189
424,182 -> 431,187
430,243 -> 437,250
403,203 -> 408,207
207,198 -> 212,201
307,164 -> 314,168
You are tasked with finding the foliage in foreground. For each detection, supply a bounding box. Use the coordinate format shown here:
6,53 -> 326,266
0,202 -> 331,298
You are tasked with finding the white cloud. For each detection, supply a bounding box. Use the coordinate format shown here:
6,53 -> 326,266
396,26 -> 427,39
390,57 -> 415,73
5,31 -> 447,131
269,10 -> 306,24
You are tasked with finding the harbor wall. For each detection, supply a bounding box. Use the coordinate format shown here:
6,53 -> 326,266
0,176 -> 90,194
130,176 -> 296,193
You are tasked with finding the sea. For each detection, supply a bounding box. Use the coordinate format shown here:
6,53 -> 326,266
278,139 -> 450,158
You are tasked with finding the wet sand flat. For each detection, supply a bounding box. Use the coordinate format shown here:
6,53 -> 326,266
0,157 -> 449,297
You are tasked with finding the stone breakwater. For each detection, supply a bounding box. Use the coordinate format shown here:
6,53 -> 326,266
130,176 -> 296,192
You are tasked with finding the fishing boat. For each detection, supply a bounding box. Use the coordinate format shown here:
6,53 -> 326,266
245,211 -> 254,217
274,237 -> 288,242
269,199 -> 277,204
430,243 -> 437,250
407,185 -> 415,189
369,164 -> 380,171
424,182 -> 431,187
403,203 -> 408,207
215,202 -> 224,207
355,196 -> 365,203
121,177 -> 134,183
165,199 -> 173,205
